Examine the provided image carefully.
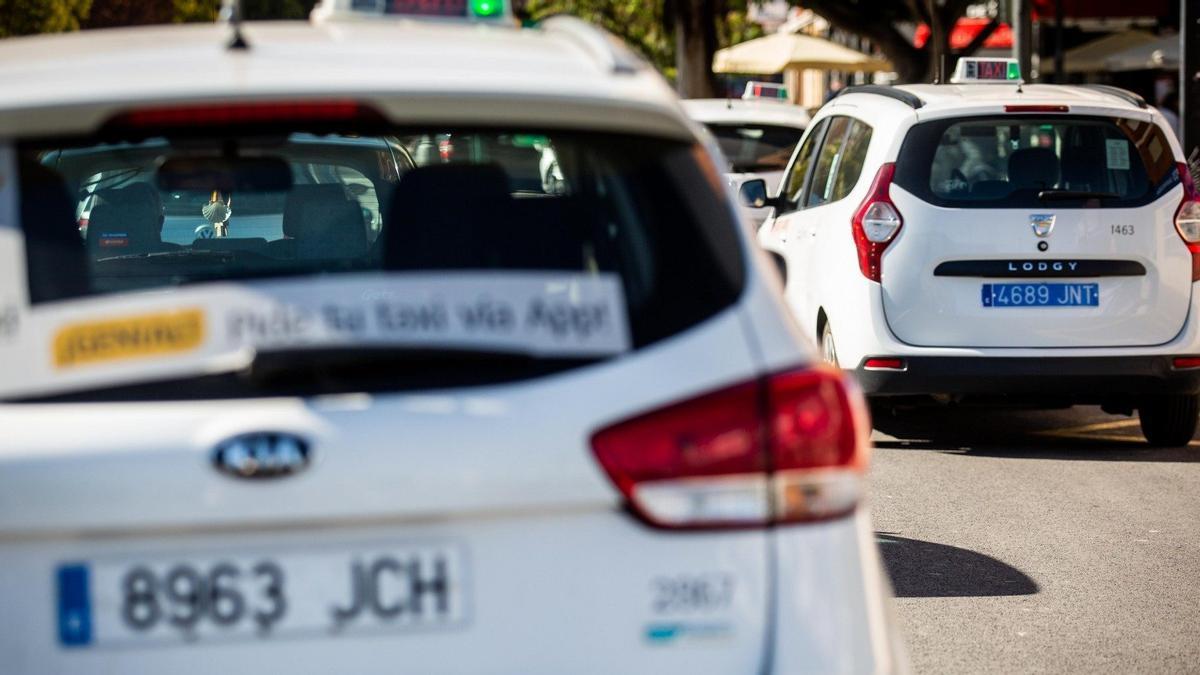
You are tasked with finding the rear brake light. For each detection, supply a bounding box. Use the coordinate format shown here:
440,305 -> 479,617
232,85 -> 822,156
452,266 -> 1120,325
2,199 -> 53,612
1173,357 -> 1200,370
851,163 -> 903,282
1004,105 -> 1070,113
590,367 -> 870,530
106,101 -> 380,129
864,357 -> 906,370
1174,162 -> 1200,281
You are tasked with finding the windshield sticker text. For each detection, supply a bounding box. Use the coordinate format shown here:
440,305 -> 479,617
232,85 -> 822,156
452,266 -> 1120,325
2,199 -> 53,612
222,274 -> 630,356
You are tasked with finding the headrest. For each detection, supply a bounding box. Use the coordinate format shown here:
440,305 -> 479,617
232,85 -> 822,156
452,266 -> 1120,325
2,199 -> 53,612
87,183 -> 166,251
383,164 -> 514,270
1008,148 -> 1059,190
19,158 -> 89,302
393,164 -> 510,203
283,184 -> 351,239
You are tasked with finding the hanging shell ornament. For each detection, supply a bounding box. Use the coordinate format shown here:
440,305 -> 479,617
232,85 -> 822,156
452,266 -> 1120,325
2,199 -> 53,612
202,190 -> 233,237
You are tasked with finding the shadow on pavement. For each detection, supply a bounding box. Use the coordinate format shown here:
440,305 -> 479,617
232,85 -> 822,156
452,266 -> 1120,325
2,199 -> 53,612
872,407 -> 1200,463
876,533 -> 1039,598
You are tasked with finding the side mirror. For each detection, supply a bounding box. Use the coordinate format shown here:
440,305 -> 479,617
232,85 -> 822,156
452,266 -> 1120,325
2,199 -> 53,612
738,178 -> 769,208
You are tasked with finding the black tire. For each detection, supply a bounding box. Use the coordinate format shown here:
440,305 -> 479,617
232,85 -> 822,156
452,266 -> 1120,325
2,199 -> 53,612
1138,395 -> 1200,447
820,322 -> 838,368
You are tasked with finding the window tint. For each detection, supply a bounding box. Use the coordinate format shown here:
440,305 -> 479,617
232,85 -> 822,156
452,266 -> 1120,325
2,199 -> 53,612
707,124 -> 806,172
894,115 -> 1180,208
829,120 -> 872,202
783,118 -> 826,206
805,116 -> 851,208
20,128 -> 743,357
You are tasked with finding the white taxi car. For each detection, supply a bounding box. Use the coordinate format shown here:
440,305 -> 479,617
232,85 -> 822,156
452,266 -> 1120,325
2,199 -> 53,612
749,58 -> 1200,446
0,3 -> 903,674
683,86 -> 810,228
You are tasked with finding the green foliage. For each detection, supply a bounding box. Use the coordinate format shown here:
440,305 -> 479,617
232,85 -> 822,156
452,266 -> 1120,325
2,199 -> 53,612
523,0 -> 673,70
521,0 -> 760,76
172,0 -> 221,22
0,0 -> 91,37
239,0 -> 317,20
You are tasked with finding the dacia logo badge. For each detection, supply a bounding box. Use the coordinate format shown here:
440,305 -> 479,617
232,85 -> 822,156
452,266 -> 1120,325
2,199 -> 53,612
1030,214 -> 1056,237
212,433 -> 311,479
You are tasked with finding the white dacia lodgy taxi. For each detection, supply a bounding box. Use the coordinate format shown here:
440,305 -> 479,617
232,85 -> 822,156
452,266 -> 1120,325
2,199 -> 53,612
0,2 -> 903,673
749,58 -> 1200,447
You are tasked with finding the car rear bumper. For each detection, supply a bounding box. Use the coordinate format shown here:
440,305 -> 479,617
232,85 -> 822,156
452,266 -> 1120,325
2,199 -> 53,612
854,355 -> 1200,398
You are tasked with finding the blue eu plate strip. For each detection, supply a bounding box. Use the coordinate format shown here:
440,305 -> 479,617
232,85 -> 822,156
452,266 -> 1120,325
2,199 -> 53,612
56,563 -> 92,647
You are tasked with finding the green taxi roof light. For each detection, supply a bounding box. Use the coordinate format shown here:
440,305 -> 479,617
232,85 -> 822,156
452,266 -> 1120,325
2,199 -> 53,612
470,0 -> 501,17
1007,62 -> 1020,80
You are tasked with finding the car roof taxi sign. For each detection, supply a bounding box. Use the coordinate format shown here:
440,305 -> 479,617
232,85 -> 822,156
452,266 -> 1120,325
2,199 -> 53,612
311,0 -> 510,23
949,57 -> 1023,85
742,81 -> 789,102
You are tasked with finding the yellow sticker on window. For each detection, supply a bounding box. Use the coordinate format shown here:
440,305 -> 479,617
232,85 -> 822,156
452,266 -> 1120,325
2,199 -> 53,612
52,309 -> 205,369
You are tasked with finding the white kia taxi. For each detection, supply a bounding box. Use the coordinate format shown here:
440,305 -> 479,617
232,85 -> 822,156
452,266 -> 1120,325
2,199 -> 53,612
749,58 -> 1200,446
0,2 -> 903,673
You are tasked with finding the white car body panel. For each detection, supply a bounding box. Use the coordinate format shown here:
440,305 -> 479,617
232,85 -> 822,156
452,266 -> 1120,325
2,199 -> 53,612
0,18 -> 901,675
762,83 -> 1199,369
683,99 -> 809,229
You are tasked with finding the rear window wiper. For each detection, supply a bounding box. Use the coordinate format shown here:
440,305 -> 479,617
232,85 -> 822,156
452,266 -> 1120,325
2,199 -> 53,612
1037,189 -> 1120,201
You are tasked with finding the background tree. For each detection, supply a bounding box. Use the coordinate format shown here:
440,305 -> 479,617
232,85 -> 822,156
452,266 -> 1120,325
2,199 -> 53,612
797,0 -> 994,82
0,0 -> 91,38
520,0 -> 760,98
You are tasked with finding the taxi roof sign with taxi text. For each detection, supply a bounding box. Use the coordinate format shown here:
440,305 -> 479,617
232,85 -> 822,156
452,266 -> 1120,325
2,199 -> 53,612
311,0 -> 511,23
949,58 -> 1023,85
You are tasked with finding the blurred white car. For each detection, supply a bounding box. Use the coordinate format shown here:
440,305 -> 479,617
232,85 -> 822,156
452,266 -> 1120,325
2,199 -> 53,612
0,3 -> 902,673
683,93 -> 810,228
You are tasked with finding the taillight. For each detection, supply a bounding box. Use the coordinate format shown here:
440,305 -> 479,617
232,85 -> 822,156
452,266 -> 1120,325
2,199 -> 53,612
590,367 -> 870,530
864,357 -> 906,370
1173,357 -> 1200,370
851,163 -> 903,282
1174,162 -> 1200,282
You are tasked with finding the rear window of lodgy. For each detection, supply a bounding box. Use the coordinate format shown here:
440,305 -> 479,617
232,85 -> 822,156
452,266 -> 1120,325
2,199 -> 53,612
894,115 -> 1181,208
18,127 -> 744,352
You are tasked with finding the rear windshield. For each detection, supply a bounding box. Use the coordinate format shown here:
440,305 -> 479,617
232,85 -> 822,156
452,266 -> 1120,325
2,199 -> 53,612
707,123 -> 804,173
893,115 -> 1180,208
18,126 -> 743,372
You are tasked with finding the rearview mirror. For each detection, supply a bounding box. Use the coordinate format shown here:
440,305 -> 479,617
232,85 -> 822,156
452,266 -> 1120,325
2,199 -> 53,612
157,156 -> 293,193
738,178 -> 769,209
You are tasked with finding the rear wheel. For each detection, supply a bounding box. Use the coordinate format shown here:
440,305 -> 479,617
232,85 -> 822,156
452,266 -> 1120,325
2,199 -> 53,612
1138,395 -> 1200,447
820,322 -> 838,368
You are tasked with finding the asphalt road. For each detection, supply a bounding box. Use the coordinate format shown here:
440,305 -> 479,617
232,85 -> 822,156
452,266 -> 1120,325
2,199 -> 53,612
869,406 -> 1200,674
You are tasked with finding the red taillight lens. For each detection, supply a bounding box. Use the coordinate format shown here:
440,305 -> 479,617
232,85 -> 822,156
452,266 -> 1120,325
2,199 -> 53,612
1174,162 -> 1200,282
1173,357 -> 1200,370
1004,104 -> 1070,113
863,357 -> 906,370
851,163 -> 903,282
106,101 -> 379,129
590,367 -> 869,530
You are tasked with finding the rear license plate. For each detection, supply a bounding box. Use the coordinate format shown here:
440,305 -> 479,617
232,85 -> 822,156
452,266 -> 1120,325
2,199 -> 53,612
56,542 -> 466,648
981,283 -> 1099,308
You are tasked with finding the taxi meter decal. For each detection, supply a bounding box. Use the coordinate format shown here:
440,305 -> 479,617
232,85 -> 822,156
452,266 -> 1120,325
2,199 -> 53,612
52,309 -> 205,369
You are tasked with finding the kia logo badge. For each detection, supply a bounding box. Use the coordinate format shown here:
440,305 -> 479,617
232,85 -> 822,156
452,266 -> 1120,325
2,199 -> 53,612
212,433 -> 311,479
1030,214 -> 1056,238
